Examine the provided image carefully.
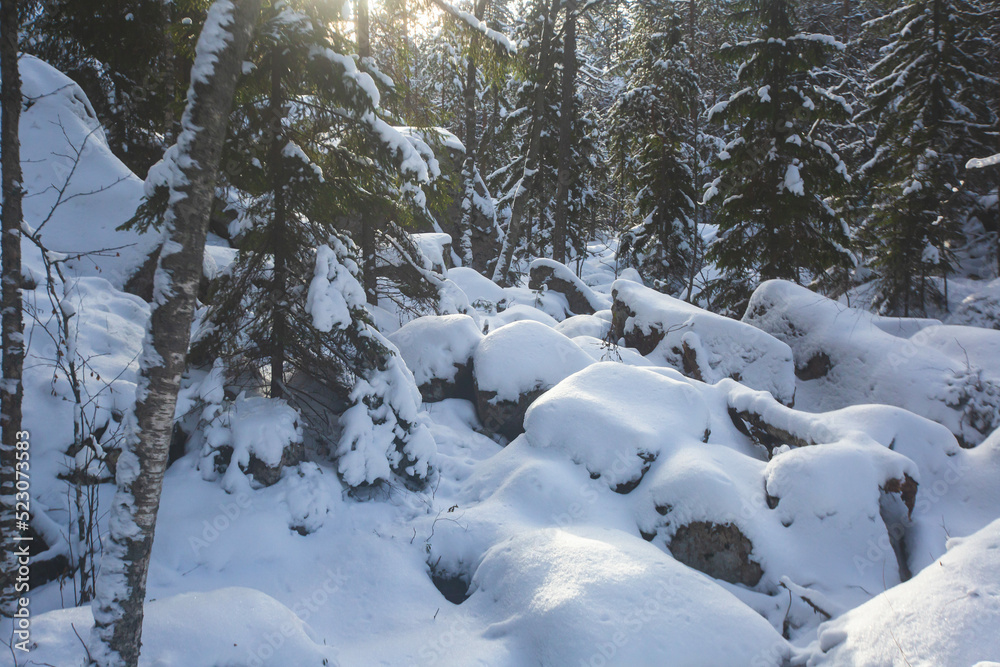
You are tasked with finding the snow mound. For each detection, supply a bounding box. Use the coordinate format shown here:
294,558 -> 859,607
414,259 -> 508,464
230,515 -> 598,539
467,528 -> 789,666
485,302 -> 560,329
26,587 -> 338,666
744,280 -> 1000,446
473,320 -> 593,403
806,518 -> 1000,667
449,266 -> 507,308
389,314 -> 483,387
555,313 -> 611,339
18,55 -> 156,287
612,279 -> 796,404
523,363 -> 710,491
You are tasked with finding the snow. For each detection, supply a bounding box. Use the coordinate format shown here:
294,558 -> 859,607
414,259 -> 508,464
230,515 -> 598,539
389,314 -> 483,386
613,279 -> 797,404
8,50 -> 1000,667
967,153 -> 1000,169
805,518 -> 1000,667
448,266 -> 508,307
23,588 -> 340,666
472,320 -> 593,402
17,55 -> 157,287
554,313 -> 611,339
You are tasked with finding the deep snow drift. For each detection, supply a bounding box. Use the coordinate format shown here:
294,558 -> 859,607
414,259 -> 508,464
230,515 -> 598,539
4,56 -> 1000,667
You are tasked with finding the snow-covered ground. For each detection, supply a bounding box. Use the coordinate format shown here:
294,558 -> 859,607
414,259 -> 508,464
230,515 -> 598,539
4,57 -> 1000,667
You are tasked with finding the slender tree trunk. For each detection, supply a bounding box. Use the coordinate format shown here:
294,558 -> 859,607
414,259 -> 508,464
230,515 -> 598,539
686,0 -> 700,302
89,2 -> 260,665
268,49 -> 287,398
356,0 -> 378,304
458,0 -> 489,267
492,0 -> 561,285
551,0 -> 577,265
0,0 -> 25,619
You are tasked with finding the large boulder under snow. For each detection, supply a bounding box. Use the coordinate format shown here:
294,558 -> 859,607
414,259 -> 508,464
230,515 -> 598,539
744,280 -> 1000,446
524,363 -> 711,492
611,280 -> 796,404
465,528 -> 789,666
389,314 -> 484,402
472,321 -> 593,440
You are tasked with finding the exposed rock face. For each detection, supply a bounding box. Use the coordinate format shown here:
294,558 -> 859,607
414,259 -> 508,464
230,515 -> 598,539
668,521 -> 764,587
418,361 -> 475,403
610,297 -> 664,355
475,384 -> 547,441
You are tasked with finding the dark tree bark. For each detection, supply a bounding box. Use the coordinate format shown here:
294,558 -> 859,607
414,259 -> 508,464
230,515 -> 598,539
492,0 -> 561,285
0,0 -> 25,619
89,1 -> 261,665
268,49 -> 288,398
551,0 -> 577,265
356,0 -> 378,304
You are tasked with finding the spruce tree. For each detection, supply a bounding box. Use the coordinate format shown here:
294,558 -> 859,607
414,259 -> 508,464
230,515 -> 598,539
859,0 -> 997,314
610,3 -> 700,296
704,0 -> 854,312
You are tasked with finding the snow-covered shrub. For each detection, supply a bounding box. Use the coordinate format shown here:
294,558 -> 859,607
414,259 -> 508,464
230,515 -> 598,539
611,279 -> 796,404
308,237 -> 437,488
949,278 -> 1000,329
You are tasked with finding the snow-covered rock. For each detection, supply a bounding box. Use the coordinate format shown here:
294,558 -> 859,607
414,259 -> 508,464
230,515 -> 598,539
555,313 -> 611,340
389,314 -> 484,402
524,363 -> 711,492
473,321 -> 593,439
202,394 -> 305,490
612,280 -> 796,404
744,280 -> 1000,446
528,258 -> 611,316
466,528 -> 789,666
19,55 -> 156,288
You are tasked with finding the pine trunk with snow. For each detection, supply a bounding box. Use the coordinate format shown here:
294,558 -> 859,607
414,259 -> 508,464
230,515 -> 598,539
550,0 -> 577,266
89,1 -> 260,665
0,0 -> 25,618
491,0 -> 560,286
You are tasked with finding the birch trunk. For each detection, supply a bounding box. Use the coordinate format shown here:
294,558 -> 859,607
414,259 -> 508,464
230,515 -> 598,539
89,2 -> 260,665
0,0 -> 25,618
